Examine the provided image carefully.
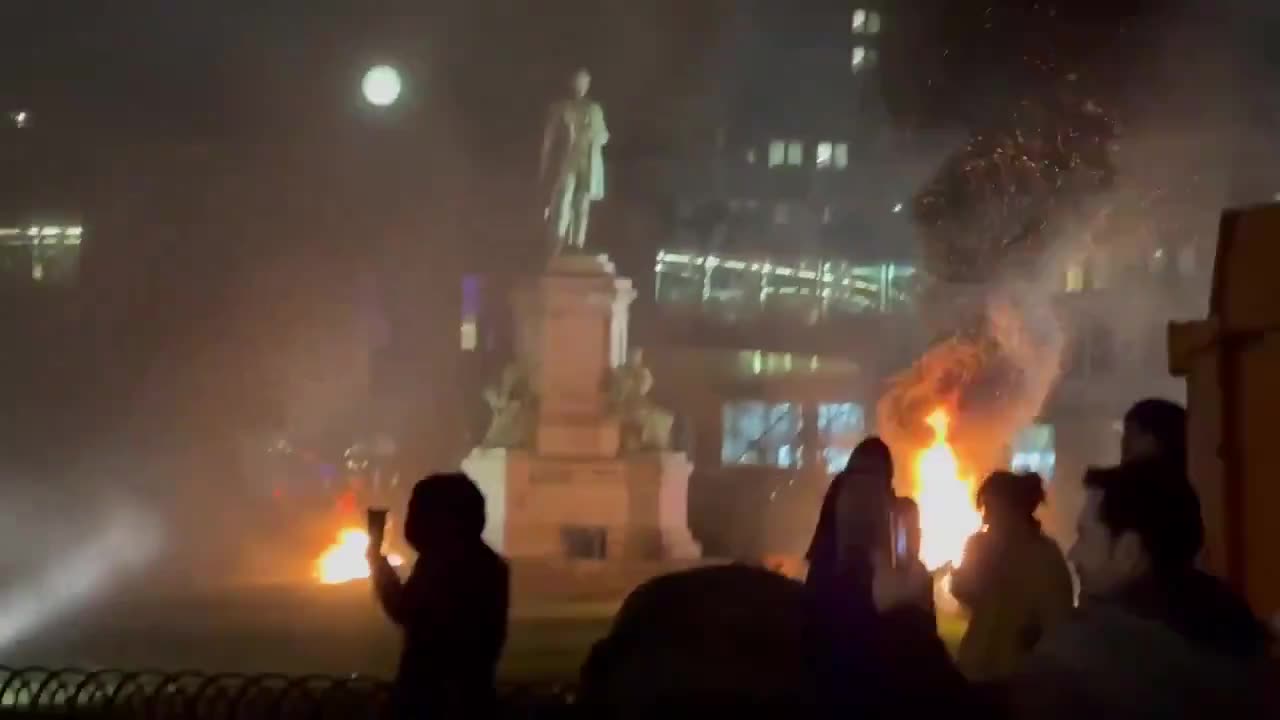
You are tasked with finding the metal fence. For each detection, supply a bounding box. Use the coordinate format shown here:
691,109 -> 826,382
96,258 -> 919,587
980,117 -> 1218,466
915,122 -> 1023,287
0,667 -> 573,718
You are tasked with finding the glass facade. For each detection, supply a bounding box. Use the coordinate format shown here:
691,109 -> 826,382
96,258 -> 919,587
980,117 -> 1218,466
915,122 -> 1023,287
721,400 -> 866,472
1010,424 -> 1056,481
818,402 -> 866,473
0,225 -> 83,285
721,401 -> 800,468
655,250 -> 918,322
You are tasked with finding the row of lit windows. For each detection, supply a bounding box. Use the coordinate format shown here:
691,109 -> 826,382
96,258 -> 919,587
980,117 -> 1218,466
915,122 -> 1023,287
749,140 -> 850,170
720,395 -> 1055,478
850,8 -> 881,74
725,199 -> 837,226
722,401 -> 865,472
851,46 -> 878,73
655,251 -> 919,317
0,226 -> 83,283
852,9 -> 882,35
0,226 -> 84,245
1062,246 -> 1199,293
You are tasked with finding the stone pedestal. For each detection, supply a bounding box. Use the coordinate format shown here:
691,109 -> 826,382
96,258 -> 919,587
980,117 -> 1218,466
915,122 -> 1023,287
465,254 -> 700,561
463,448 -> 701,560
513,254 -> 633,459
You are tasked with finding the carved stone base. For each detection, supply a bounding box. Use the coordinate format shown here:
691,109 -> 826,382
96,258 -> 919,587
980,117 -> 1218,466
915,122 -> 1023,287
536,418 -> 621,459
462,448 -> 702,561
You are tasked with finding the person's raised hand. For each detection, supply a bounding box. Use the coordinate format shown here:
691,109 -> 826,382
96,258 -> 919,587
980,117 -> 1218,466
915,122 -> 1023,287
871,552 -> 933,614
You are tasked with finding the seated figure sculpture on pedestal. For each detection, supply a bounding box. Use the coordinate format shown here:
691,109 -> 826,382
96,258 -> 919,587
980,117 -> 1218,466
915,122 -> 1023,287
481,362 -> 536,449
610,348 -> 674,453
460,68 -> 699,563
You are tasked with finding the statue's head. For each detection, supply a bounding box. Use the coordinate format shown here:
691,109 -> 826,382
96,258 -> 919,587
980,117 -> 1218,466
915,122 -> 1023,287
572,68 -> 592,98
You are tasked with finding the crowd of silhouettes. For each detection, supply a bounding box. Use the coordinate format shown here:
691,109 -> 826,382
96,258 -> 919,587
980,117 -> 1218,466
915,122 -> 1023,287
365,398 -> 1276,718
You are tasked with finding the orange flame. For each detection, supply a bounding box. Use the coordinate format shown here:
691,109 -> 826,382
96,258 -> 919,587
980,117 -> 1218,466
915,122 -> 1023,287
911,408 -> 983,571
315,527 -> 403,585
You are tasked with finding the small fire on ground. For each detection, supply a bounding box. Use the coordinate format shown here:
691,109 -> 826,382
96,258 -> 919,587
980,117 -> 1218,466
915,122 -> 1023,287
315,528 -> 403,585
911,408 -> 983,571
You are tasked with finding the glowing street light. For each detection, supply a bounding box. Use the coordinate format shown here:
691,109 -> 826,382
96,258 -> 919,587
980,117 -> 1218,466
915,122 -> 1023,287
361,65 -> 403,108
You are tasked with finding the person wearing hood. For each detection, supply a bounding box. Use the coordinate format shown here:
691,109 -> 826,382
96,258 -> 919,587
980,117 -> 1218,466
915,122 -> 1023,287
369,473 -> 510,718
804,437 -> 973,715
1003,460 -> 1276,719
805,437 -> 896,612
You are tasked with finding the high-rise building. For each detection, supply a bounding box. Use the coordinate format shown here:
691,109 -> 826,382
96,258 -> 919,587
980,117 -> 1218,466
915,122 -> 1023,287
618,1 -> 941,556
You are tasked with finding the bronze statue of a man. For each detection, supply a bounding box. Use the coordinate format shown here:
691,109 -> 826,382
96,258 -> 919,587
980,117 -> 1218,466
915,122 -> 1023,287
540,68 -> 609,255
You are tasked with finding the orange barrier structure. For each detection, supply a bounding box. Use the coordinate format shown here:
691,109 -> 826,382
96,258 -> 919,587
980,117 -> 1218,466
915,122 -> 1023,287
1169,204 -> 1280,617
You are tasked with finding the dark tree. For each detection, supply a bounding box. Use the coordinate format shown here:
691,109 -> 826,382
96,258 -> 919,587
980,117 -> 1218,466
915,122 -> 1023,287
913,75 -> 1119,285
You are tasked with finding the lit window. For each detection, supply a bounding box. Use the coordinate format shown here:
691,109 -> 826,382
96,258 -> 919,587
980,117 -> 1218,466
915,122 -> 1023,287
786,140 -> 804,166
834,142 -> 849,169
768,140 -> 786,167
774,203 -> 791,224
1065,262 -> 1085,292
852,10 -> 881,34
721,401 -> 799,467
460,275 -> 480,351
822,206 -> 833,224
9,110 -> 28,129
1011,424 -> 1056,480
816,142 -> 834,169
820,402 -> 866,473
460,320 -> 477,351
1149,247 -> 1168,273
851,46 -> 878,72
745,147 -> 758,165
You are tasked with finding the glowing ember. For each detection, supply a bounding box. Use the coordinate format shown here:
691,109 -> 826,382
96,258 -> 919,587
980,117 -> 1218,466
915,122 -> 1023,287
911,408 -> 983,571
315,528 -> 403,585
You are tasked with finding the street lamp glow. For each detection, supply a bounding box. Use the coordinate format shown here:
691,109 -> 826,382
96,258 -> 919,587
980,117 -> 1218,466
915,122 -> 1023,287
362,65 -> 403,107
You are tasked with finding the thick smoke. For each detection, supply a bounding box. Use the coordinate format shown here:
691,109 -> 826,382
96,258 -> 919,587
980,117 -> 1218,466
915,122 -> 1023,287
877,65 -> 1118,489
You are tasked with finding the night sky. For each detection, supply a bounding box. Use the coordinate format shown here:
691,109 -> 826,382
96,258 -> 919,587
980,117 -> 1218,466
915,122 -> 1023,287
0,1 -> 1203,140
0,0 -> 1275,477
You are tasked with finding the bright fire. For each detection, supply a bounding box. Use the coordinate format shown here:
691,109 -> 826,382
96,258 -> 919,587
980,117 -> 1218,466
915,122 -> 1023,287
912,408 -> 983,571
315,528 -> 403,585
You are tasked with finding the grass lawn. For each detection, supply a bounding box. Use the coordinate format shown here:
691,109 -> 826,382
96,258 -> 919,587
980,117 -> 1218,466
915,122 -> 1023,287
11,587 -> 964,685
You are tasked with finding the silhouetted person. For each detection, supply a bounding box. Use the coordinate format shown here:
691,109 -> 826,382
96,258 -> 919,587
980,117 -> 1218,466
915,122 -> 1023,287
369,473 -> 509,718
1004,460 -> 1275,719
1120,398 -> 1213,570
874,460 -> 1277,718
578,565 -> 817,716
953,471 -> 1073,681
806,437 -> 894,602
1121,397 -> 1186,465
805,437 -> 965,715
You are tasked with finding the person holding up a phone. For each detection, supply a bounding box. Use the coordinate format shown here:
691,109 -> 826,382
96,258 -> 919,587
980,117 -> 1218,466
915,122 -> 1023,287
805,438 -> 955,714
368,473 -> 510,719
